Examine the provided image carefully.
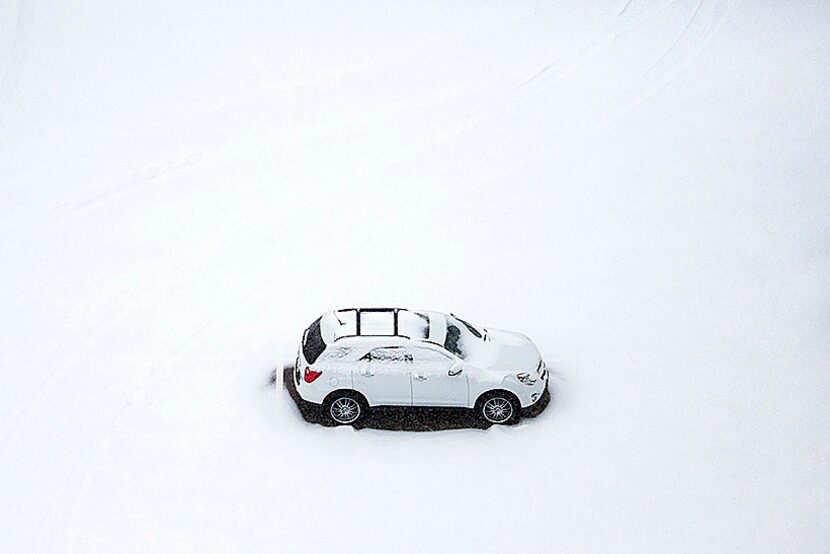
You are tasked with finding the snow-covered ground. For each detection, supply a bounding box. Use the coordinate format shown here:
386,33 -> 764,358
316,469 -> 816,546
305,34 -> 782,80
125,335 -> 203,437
2,1 -> 829,551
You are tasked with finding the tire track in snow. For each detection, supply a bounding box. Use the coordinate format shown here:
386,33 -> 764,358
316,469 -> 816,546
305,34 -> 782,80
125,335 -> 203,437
653,0 -> 707,69
0,1 -> 547,247
335,0 -> 684,188
0,76 -> 306,245
513,59 -> 561,92
618,0 -> 636,17
448,0 -> 734,175
600,0 -> 736,123
0,2 -> 560,252
395,0 -> 678,162
0,150 -> 199,254
322,0 -> 737,260
499,0 -> 679,102
0,66 -> 463,252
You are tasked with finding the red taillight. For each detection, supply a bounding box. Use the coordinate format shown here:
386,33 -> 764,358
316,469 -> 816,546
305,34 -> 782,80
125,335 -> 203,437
304,367 -> 322,383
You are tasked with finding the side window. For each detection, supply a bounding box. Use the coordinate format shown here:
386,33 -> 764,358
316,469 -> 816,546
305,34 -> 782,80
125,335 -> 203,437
361,347 -> 413,364
410,347 -> 452,368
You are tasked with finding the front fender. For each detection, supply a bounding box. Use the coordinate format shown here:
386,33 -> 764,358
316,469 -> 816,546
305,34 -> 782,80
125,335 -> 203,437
468,370 -> 522,408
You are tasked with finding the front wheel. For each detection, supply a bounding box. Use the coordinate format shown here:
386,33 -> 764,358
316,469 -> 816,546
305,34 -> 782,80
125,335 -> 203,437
477,391 -> 520,425
324,391 -> 366,425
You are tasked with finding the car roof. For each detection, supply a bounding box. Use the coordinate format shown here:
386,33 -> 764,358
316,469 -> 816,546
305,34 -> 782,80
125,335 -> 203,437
320,308 -> 448,346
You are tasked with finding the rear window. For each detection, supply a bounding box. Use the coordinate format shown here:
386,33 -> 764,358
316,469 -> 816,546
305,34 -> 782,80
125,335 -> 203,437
302,317 -> 327,364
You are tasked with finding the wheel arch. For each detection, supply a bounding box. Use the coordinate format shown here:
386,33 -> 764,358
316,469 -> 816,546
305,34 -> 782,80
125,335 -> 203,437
473,388 -> 520,409
322,388 -> 368,407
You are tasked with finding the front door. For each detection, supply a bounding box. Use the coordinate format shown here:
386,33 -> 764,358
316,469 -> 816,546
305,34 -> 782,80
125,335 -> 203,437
410,347 -> 468,407
352,347 -> 412,406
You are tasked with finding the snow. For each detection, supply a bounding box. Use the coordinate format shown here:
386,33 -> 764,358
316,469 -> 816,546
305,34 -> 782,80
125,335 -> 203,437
1,0 -> 829,551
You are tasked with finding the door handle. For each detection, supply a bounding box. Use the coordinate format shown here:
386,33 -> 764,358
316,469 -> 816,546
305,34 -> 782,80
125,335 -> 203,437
360,370 -> 374,378
413,374 -> 427,381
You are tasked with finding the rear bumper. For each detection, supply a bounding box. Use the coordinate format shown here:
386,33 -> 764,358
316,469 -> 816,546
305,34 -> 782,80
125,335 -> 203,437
294,375 -> 333,405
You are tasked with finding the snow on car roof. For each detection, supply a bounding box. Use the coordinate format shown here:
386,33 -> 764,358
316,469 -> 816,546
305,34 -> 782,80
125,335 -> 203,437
323,308 -> 445,344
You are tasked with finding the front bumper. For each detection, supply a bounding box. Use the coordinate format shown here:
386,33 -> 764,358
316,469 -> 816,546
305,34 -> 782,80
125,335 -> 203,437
517,366 -> 549,408
521,382 -> 550,418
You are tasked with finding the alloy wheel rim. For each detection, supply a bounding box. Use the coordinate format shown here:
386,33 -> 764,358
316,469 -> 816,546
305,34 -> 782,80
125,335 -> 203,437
483,397 -> 513,423
330,397 -> 360,423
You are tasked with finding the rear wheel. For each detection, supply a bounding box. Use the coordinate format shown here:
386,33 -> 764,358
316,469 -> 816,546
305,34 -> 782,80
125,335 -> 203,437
324,391 -> 366,425
476,391 -> 520,425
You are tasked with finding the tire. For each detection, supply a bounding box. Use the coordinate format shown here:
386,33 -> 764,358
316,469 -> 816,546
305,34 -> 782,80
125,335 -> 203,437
323,390 -> 367,426
476,390 -> 520,425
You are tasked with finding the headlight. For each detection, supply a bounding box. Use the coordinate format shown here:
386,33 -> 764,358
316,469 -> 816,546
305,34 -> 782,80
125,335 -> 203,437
516,372 -> 537,386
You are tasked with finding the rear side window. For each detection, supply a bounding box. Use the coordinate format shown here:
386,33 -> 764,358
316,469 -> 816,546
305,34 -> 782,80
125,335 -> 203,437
302,317 -> 327,364
398,310 -> 429,339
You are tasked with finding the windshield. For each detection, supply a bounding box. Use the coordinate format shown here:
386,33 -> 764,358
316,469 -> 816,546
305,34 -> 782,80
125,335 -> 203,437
443,315 -> 483,359
454,315 -> 483,338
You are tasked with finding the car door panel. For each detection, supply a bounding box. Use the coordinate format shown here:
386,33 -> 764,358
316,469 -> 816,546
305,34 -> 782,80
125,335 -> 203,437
351,347 -> 412,406
410,348 -> 468,407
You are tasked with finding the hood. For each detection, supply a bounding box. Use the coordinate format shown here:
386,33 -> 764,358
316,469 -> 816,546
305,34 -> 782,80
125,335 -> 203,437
467,328 -> 541,373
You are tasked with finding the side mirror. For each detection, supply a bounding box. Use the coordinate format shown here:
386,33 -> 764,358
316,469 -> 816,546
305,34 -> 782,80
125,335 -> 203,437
359,352 -> 372,362
448,366 -> 463,377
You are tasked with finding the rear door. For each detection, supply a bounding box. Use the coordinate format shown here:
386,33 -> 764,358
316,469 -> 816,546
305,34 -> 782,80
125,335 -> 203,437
352,347 -> 412,406
410,347 -> 468,407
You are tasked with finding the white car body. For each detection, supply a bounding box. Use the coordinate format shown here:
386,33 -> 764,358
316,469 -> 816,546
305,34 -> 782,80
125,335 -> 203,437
293,308 -> 548,422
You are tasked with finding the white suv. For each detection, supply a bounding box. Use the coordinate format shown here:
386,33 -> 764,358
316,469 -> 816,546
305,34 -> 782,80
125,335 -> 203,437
293,308 -> 549,426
